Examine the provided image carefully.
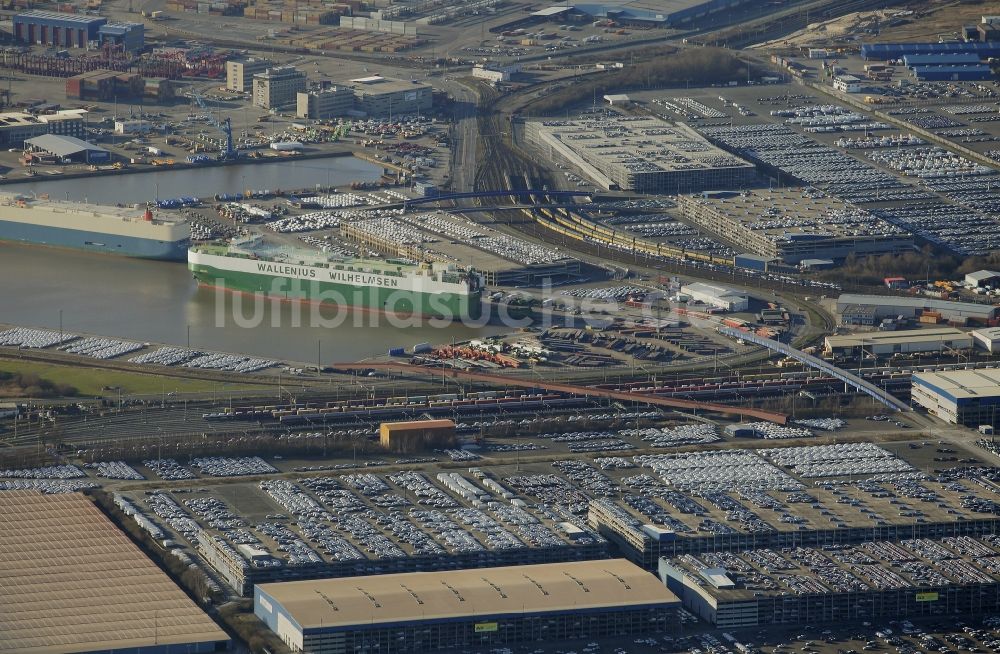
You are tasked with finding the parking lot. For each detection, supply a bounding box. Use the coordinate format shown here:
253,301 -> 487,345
630,82 -> 1000,258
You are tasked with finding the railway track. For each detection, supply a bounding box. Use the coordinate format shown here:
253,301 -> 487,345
696,0 -> 910,48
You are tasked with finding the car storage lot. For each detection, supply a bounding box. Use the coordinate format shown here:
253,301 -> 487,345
632,82 -> 1000,256
43,435 -> 996,583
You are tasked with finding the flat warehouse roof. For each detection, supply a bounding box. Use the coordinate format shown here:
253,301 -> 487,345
25,134 -> 108,157
825,327 -> 969,348
0,490 -> 228,654
532,5 -> 574,16
382,419 -> 455,430
528,116 -> 753,176
257,559 -> 677,631
15,10 -> 106,25
682,282 -> 747,299
912,369 -> 1000,401
836,294 -> 998,318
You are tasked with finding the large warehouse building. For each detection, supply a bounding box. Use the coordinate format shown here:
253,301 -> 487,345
823,327 -> 972,358
25,134 -> 110,164
525,116 -> 756,193
835,294 -> 1000,325
676,188 -> 912,264
911,368 -> 1000,426
13,10 -> 104,48
681,282 -> 749,312
495,0 -> 754,31
0,490 -> 230,654
13,10 -> 144,51
254,559 -> 677,654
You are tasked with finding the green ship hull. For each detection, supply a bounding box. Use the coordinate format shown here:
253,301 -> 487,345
190,261 -> 483,321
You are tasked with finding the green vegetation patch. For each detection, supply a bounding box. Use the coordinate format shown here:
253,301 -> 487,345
0,359 -> 261,397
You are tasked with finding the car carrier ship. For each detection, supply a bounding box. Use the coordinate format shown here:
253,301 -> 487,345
189,240 -> 483,321
0,192 -> 189,260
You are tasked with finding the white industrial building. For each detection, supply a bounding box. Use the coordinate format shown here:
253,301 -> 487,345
835,294 -> 999,324
823,327 -> 972,357
472,63 -> 521,83
680,282 -> 748,312
911,368 -> 1000,426
114,119 -> 153,134
973,327 -> 1000,353
604,93 -> 632,106
833,74 -> 862,92
965,269 -> 1000,288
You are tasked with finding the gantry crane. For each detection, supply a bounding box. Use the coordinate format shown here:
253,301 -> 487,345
192,92 -> 237,160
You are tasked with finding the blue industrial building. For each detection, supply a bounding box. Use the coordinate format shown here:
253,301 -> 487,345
13,10 -> 106,48
911,369 -> 1000,426
665,0 -> 755,26
902,52 -> 982,66
861,41 -> 1000,60
98,22 -> 145,52
912,64 -> 993,81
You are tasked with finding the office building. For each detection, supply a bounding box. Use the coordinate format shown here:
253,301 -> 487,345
0,112 -> 50,147
296,86 -> 354,119
346,75 -> 433,118
472,63 -> 521,83
253,66 -> 307,109
226,57 -> 272,93
38,109 -> 87,138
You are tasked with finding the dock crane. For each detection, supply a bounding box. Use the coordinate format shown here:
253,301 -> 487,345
192,92 -> 237,160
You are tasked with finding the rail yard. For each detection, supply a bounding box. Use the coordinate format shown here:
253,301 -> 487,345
5,0 -> 1000,653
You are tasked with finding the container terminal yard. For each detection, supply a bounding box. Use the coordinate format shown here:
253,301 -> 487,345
7,0 -> 1000,653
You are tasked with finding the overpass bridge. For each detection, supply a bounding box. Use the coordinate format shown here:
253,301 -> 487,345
718,327 -> 911,412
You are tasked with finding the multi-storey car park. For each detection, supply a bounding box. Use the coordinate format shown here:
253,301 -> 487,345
585,445 -> 1000,570
659,534 -> 1000,628
161,471 -> 610,597
675,188 -> 912,264
525,116 -> 756,193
